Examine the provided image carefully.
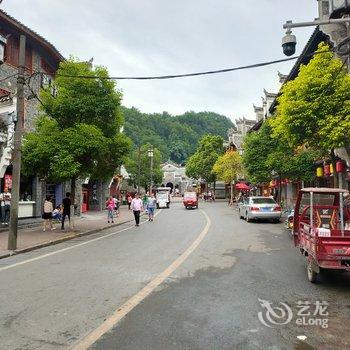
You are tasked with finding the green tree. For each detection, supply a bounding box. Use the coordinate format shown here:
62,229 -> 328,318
243,121 -> 320,184
186,135 -> 224,188
125,144 -> 163,192
122,107 -> 233,164
213,150 -> 243,203
22,59 -> 131,203
272,43 -> 350,186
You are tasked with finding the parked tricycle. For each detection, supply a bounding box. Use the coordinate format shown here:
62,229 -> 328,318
293,188 -> 350,283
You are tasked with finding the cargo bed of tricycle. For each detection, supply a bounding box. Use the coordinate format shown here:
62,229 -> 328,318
293,188 -> 350,283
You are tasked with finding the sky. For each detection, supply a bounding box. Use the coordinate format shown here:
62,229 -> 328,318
2,0 -> 318,122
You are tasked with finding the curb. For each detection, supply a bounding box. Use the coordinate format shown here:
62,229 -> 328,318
0,216 -> 138,260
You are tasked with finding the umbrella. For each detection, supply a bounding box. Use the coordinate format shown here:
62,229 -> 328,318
235,182 -> 250,191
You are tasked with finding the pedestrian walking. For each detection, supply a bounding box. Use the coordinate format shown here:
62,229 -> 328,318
42,196 -> 55,231
131,193 -> 143,226
127,194 -> 132,210
142,193 -> 148,207
1,188 -> 11,226
106,196 -> 115,223
113,195 -> 120,217
61,192 -> 71,230
147,193 -> 157,221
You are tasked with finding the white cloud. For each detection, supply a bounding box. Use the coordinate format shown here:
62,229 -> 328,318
2,0 -> 317,121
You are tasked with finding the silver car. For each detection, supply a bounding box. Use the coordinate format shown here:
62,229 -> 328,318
238,196 -> 281,222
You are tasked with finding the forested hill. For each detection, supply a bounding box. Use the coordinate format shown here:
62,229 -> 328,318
122,107 -> 234,164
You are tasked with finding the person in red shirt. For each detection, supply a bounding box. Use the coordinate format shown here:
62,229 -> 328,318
106,196 -> 115,224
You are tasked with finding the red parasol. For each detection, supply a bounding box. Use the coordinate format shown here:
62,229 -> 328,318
235,182 -> 250,191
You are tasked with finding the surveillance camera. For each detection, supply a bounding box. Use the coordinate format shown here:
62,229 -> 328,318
282,33 -> 297,56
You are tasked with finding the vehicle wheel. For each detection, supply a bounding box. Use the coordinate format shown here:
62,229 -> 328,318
166,203 -> 169,208
307,259 -> 318,283
156,204 -> 159,209
274,218 -> 280,223
246,212 -> 251,222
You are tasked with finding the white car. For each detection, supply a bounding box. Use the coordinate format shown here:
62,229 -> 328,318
238,196 -> 281,223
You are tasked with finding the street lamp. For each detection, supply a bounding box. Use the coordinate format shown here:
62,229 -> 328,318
148,148 -> 154,195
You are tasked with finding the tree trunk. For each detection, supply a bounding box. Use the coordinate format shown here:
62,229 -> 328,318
70,176 -> 76,229
230,182 -> 234,206
279,176 -> 282,204
330,148 -> 339,189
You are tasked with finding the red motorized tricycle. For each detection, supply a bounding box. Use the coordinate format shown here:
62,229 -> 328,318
183,191 -> 198,209
293,188 -> 350,283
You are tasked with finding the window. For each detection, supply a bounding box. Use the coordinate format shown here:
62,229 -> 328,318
5,36 -> 19,66
25,46 -> 32,71
41,57 -> 55,75
251,198 -> 276,204
5,36 -> 32,71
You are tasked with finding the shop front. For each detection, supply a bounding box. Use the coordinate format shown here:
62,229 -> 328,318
315,159 -> 348,190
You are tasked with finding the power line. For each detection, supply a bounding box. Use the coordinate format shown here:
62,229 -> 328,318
50,47 -> 338,81
0,72 -> 18,83
0,44 -> 341,86
54,56 -> 300,80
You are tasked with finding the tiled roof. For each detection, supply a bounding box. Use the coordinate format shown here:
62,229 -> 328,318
0,9 -> 64,62
0,88 -> 11,103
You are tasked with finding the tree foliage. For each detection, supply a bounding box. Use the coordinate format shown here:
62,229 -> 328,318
243,121 -> 320,183
272,43 -> 350,152
41,60 -> 123,138
22,59 -> 131,184
122,107 -> 234,164
186,135 -> 224,183
124,144 -> 163,191
213,150 -> 243,184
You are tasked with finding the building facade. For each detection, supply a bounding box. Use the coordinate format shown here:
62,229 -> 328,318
161,160 -> 194,194
227,117 -> 256,154
0,10 -> 64,217
247,17 -> 350,206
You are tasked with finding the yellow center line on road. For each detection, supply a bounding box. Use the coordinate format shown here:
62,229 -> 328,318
71,209 -> 211,350
0,210 -> 163,272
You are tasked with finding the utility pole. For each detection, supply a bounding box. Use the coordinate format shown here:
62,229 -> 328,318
148,148 -> 154,195
150,151 -> 154,195
137,145 -> 141,195
8,35 -> 26,250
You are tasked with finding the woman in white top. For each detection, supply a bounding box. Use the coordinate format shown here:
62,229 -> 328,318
42,196 -> 55,231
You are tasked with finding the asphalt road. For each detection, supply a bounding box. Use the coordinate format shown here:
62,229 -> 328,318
0,201 -> 349,350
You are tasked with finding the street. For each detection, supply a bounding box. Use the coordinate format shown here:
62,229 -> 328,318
0,201 -> 349,350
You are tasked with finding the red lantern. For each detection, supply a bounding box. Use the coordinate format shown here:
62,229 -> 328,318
336,161 -> 345,173
324,165 -> 330,176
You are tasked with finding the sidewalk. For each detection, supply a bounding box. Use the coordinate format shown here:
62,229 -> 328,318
0,206 -> 136,259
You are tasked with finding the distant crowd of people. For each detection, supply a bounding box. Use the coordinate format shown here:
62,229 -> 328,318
202,191 -> 215,201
